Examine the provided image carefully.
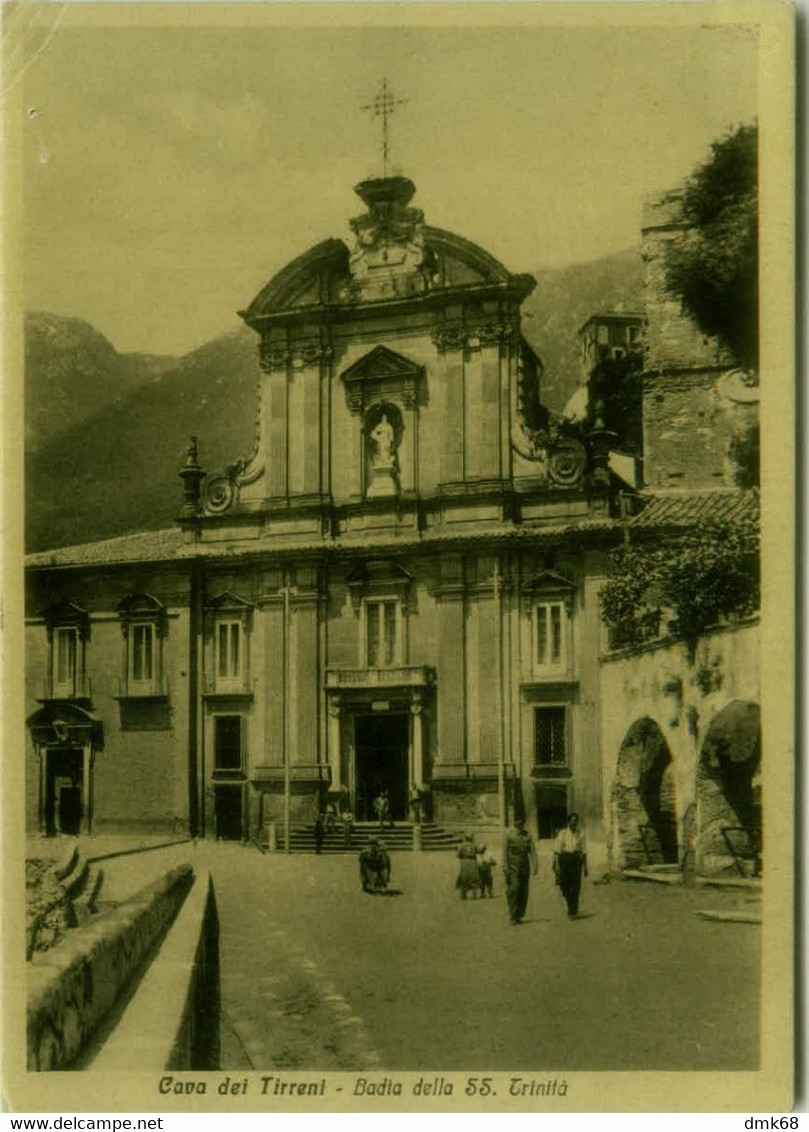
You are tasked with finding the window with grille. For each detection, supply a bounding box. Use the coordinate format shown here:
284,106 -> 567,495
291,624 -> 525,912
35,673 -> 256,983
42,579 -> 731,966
534,706 -> 567,766
214,715 -> 243,772
535,602 -> 567,670
364,600 -> 399,668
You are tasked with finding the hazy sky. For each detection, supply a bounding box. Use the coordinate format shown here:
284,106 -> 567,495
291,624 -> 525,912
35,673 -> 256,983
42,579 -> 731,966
20,8 -> 758,355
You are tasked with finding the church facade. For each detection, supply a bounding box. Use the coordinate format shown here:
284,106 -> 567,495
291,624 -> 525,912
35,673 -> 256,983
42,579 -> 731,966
24,175 -> 758,868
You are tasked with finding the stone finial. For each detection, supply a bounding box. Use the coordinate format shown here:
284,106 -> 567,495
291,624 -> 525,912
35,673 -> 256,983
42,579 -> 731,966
587,400 -> 617,488
179,435 -> 205,516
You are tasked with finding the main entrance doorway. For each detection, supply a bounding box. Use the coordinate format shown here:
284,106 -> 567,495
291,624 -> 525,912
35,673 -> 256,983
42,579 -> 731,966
354,713 -> 409,821
45,748 -> 84,836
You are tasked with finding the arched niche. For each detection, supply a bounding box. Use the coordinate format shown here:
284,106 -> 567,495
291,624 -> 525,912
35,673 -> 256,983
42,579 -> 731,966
696,699 -> 761,877
612,717 -> 678,868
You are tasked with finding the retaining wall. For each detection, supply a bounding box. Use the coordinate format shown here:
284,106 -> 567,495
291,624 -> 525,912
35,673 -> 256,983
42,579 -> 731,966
88,869 -> 220,1071
27,864 -> 193,1070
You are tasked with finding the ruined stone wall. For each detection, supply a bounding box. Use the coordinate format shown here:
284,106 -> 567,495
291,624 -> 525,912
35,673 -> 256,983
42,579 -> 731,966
640,189 -> 757,491
599,619 -> 759,871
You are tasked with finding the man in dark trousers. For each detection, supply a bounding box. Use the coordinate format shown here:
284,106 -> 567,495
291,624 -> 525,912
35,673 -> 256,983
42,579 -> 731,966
313,811 -> 325,855
553,812 -> 588,918
503,816 -> 538,924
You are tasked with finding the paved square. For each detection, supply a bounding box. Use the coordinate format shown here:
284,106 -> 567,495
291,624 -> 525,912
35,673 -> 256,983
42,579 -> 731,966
178,844 -> 761,1073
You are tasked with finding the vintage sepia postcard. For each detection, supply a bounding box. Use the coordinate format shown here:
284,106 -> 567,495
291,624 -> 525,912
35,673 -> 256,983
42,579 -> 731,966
2,0 -> 796,1115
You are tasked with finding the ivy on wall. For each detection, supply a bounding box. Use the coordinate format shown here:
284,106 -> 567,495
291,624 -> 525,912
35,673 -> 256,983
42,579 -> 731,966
600,514 -> 760,648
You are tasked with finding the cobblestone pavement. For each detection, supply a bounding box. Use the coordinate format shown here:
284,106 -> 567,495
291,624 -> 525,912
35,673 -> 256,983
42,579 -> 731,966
181,844 -> 761,1073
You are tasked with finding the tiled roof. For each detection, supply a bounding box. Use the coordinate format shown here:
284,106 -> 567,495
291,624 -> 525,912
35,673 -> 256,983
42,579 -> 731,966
26,528 -> 186,568
630,489 -> 759,529
25,490 -> 758,569
26,517 -> 618,569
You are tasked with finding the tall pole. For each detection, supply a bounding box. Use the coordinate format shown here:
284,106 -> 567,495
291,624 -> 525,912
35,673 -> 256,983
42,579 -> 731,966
495,557 -> 506,835
283,575 -> 291,854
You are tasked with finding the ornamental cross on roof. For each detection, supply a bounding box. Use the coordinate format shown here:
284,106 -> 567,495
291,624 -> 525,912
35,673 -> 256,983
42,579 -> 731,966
362,78 -> 407,178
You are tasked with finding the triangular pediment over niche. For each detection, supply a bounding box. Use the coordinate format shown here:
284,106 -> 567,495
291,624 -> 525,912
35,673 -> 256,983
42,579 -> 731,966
341,346 -> 424,413
342,345 -> 422,382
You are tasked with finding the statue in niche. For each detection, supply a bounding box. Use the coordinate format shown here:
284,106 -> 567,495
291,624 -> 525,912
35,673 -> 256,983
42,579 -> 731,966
371,413 -> 395,468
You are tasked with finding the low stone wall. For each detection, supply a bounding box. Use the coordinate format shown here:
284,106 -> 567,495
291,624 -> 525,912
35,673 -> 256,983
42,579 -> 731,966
27,864 -> 193,1071
89,870 -> 220,1071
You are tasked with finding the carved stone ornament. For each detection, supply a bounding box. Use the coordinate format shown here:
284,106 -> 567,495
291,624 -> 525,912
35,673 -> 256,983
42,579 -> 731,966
432,321 -> 518,354
431,325 -> 467,353
203,474 -> 237,514
474,320 -> 519,346
348,182 -> 427,302
260,343 -> 333,372
510,417 -> 550,467
548,437 -> 587,487
260,345 -> 291,371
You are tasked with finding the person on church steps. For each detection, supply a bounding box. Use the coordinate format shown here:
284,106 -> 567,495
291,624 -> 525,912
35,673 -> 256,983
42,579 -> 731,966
359,837 -> 391,893
553,812 -> 588,919
341,804 -> 354,848
313,811 -> 325,855
503,816 -> 538,924
374,789 -> 394,829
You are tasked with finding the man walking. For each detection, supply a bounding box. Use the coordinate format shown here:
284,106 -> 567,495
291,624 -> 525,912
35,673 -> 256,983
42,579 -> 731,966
553,812 -> 588,918
503,816 -> 538,924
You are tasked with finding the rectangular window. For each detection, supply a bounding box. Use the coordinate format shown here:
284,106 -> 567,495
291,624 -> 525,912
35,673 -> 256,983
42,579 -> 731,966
131,623 -> 154,684
536,602 -> 566,669
54,628 -> 78,694
535,706 -> 567,766
217,621 -> 241,682
365,600 -> 398,668
214,715 -> 243,772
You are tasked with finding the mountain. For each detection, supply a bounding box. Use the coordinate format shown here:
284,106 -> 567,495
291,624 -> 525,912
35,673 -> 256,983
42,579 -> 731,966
24,248 -> 645,552
25,312 -> 176,453
521,248 -> 645,410
25,326 -> 259,552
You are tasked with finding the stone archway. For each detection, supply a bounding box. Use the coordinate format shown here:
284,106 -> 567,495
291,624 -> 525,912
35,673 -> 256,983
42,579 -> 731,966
612,717 -> 678,868
696,700 -> 761,877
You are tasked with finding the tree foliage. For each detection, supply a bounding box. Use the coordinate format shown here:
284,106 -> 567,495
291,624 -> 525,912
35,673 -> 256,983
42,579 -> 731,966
587,353 -> 644,456
664,123 -> 758,371
600,515 -> 760,647
728,419 -> 760,489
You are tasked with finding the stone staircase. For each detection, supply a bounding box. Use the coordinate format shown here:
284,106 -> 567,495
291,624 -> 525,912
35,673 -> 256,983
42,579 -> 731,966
275,822 -> 464,854
26,840 -> 105,958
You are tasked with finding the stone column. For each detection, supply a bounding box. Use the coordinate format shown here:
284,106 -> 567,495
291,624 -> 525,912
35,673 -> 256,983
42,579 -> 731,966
328,697 -> 342,791
437,592 -> 465,766
262,597 -> 285,766
410,695 -> 424,788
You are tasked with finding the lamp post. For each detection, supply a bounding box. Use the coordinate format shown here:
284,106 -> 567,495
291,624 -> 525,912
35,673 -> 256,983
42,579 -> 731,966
283,574 -> 292,854
494,557 -> 507,837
